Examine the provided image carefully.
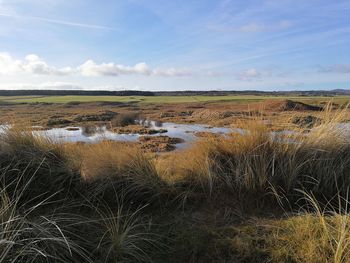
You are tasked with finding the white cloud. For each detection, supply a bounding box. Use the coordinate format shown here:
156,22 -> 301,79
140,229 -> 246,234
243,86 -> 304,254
0,82 -> 147,91
0,53 -> 22,74
79,60 -> 190,77
0,52 -> 191,77
25,54 -> 40,61
237,68 -> 263,81
0,52 -> 75,75
79,60 -> 151,76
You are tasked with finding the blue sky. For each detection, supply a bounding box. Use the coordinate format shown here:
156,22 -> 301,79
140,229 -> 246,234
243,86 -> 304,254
0,0 -> 349,91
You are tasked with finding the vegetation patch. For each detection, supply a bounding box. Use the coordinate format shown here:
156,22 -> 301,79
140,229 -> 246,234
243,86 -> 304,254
263,99 -> 323,111
0,103 -> 350,262
47,118 -> 72,126
139,135 -> 184,152
291,115 -> 322,128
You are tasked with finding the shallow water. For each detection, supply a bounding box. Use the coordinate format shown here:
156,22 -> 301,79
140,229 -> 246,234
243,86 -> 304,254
1,121 -> 349,150
0,121 -> 243,149
40,122 -> 244,149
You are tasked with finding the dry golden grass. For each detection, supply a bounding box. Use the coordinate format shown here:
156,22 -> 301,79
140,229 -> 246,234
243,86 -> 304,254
67,141 -> 143,180
0,103 -> 350,262
65,141 -> 169,205
262,191 -> 350,263
224,210 -> 350,263
157,105 -> 350,203
268,214 -> 350,263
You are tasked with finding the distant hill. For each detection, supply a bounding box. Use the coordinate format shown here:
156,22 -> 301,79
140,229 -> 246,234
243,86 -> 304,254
0,89 -> 349,97
0,90 -> 155,96
331,89 -> 350,95
154,89 -> 350,96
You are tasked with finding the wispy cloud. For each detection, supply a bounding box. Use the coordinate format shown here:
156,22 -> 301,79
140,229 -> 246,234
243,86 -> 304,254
319,64 -> 350,74
207,20 -> 293,33
0,12 -> 117,30
235,67 -> 291,81
0,82 -> 145,91
236,68 -> 265,81
0,81 -> 84,90
238,20 -> 292,33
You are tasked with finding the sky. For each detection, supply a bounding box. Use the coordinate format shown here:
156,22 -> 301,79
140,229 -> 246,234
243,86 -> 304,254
0,0 -> 349,91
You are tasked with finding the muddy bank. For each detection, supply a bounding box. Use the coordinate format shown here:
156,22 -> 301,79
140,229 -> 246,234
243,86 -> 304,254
139,135 -> 185,152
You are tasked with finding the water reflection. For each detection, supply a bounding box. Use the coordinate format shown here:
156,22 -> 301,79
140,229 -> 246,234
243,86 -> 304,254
154,120 -> 163,127
81,125 -> 104,137
135,119 -> 163,128
5,121 -> 237,149
3,121 -> 347,150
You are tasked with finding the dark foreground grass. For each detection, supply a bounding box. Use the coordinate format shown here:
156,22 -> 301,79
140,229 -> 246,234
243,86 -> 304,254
1,107 -> 350,262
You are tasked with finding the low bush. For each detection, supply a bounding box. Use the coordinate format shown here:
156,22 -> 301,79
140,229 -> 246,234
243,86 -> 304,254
110,112 -> 139,127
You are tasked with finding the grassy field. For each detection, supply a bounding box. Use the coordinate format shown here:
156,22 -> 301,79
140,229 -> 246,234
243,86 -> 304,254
1,94 -> 350,104
1,107 -> 350,262
1,97 -> 350,262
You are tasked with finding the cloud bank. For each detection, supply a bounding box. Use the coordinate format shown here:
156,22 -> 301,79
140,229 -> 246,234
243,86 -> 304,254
0,82 -> 83,90
0,53 -> 192,77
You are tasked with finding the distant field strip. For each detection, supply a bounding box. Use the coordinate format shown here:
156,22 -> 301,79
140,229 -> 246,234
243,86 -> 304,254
0,95 -> 350,104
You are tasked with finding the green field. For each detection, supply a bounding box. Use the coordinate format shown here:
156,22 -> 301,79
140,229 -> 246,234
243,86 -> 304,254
1,95 -> 350,104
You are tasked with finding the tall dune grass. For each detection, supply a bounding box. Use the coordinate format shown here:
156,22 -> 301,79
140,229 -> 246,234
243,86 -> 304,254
0,188 -> 93,262
0,129 -> 161,262
0,127 -> 80,205
96,204 -> 159,262
222,192 -> 350,263
0,105 -> 349,262
0,176 -> 159,262
66,141 -> 169,205
159,106 -> 350,205
267,191 -> 350,263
